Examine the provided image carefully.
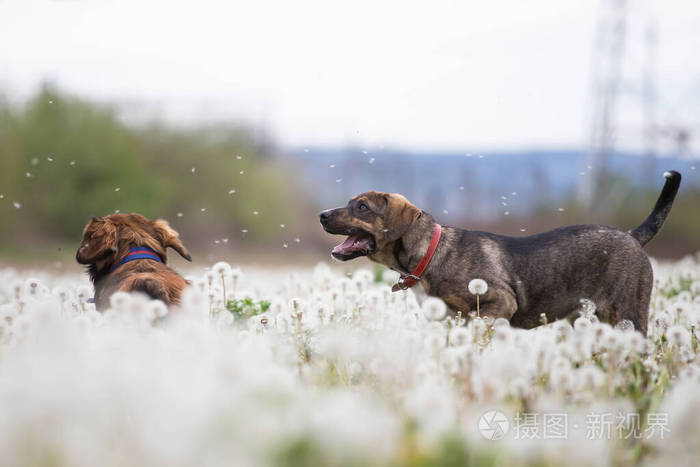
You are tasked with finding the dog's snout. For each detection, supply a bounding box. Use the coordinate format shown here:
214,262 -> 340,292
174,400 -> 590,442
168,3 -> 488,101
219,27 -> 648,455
319,210 -> 332,223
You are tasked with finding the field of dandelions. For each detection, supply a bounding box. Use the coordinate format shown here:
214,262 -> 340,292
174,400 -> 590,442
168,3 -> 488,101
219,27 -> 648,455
1,255 -> 699,467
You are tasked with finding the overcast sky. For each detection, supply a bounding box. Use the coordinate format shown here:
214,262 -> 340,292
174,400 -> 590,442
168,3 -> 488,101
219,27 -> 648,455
1,0 -> 698,152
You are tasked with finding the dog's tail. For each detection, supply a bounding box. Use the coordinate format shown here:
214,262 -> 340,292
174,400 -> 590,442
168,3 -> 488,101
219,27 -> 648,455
629,170 -> 681,247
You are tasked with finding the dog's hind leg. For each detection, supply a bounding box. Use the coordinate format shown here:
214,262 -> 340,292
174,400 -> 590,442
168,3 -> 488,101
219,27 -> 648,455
121,275 -> 170,303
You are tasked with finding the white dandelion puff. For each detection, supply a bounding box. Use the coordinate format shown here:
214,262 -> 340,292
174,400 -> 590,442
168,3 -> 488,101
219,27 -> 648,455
422,297 -> 446,321
667,325 -> 690,347
468,279 -> 488,295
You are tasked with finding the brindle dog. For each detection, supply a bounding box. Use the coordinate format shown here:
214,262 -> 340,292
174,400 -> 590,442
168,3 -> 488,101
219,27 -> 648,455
320,171 -> 682,333
76,213 -> 192,310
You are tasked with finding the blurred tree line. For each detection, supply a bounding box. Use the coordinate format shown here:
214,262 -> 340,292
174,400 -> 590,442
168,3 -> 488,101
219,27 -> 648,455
0,85 -> 309,259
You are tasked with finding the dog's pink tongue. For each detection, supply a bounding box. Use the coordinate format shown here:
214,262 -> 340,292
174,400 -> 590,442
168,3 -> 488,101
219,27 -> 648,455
332,235 -> 369,255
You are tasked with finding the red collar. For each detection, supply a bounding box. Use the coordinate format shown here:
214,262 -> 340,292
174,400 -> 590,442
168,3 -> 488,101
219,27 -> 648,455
392,224 -> 442,292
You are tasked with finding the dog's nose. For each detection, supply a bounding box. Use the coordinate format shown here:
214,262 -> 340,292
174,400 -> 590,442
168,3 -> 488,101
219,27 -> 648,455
319,210 -> 331,223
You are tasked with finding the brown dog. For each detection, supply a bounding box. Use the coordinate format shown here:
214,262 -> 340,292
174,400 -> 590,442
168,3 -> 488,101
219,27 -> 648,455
76,213 -> 192,310
320,172 -> 681,333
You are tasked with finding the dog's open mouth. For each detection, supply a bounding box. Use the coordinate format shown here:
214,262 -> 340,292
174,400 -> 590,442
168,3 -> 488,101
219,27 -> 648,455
331,232 -> 376,261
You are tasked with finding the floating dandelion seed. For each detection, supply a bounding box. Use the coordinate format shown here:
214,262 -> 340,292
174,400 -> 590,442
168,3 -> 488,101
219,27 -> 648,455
48,100 -> 53,104
0,194 -> 4,199
520,228 -> 526,232
468,278 -> 488,317
177,212 -> 183,217
239,170 -> 245,175
47,156 -> 54,162
215,240 -> 220,244
504,211 -> 510,216
222,238 -> 229,243
201,208 -> 206,212
280,224 -> 286,228
236,155 -> 242,160
303,148 -> 309,153
329,164 -> 335,168
13,202 -> 21,209
362,150 -> 368,155
369,158 -> 375,164
478,154 -> 484,158
283,243 -> 288,248
241,229 -> 248,233
501,196 -> 507,200
228,189 -> 236,194
114,209 -> 120,213
501,202 -> 507,206
691,166 -> 696,171
443,209 -> 449,214
294,238 -> 300,243
512,191 -> 517,195
580,172 -> 585,176
191,167 -> 196,173
25,172 -> 31,178
459,186 -> 465,190
253,211 -> 259,215
115,187 -> 120,192
69,161 -> 76,166
336,178 -> 342,183
31,157 -> 39,166
558,208 -> 565,212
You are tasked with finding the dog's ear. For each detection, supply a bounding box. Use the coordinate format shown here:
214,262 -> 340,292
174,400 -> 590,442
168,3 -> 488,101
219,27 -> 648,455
151,219 -> 192,261
382,193 -> 421,243
76,217 -> 119,264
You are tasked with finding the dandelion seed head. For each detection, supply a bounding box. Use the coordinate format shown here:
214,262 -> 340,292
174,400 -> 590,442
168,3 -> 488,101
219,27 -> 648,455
468,278 -> 488,295
212,261 -> 232,278
668,325 -> 690,347
422,297 -> 446,321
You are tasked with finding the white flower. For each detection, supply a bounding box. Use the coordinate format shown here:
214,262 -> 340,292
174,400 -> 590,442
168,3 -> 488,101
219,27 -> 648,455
109,291 -> 132,311
52,286 -> 72,303
448,327 -> 470,346
667,325 -> 690,347
230,267 -> 243,281
468,278 -> 488,295
211,261 -> 232,279
421,297 -> 446,321
147,300 -> 168,319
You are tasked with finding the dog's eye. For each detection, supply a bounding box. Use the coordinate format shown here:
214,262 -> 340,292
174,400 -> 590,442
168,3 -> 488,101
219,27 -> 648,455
358,203 -> 369,212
